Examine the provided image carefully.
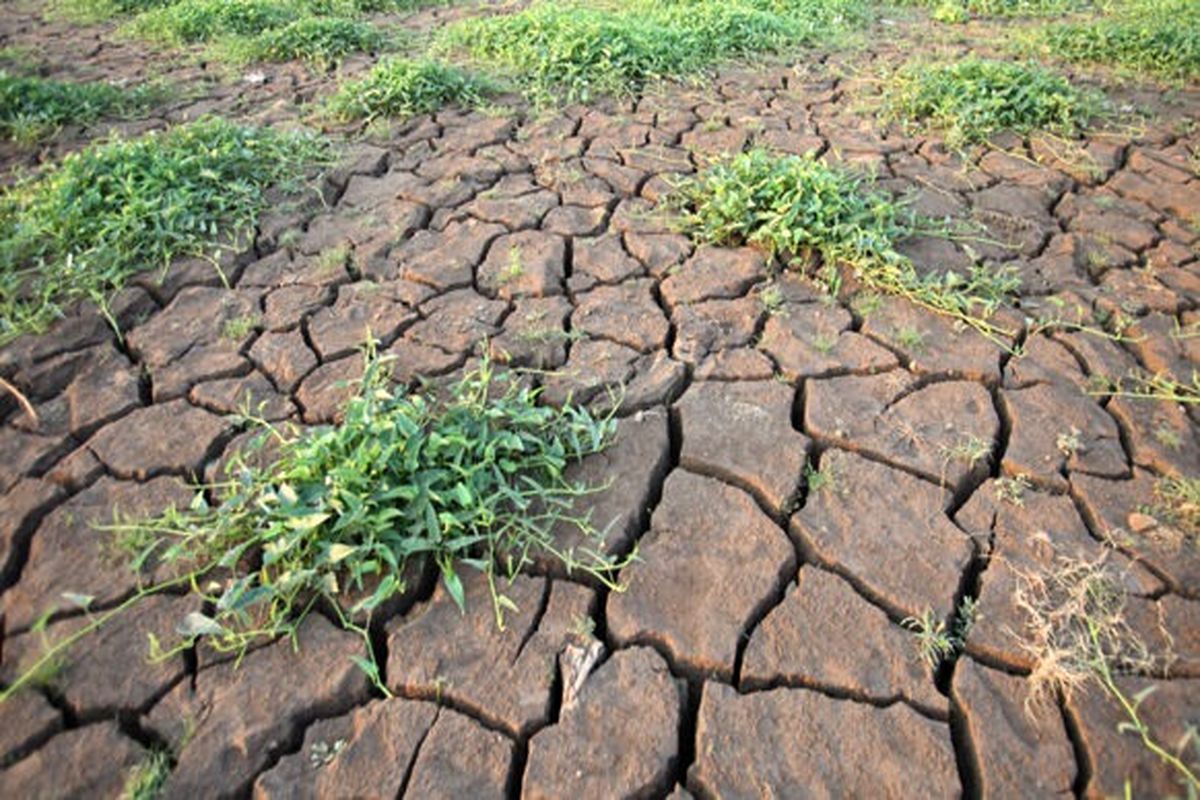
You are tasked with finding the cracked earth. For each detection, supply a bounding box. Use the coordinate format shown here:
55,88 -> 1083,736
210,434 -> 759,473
2,2 -> 1200,798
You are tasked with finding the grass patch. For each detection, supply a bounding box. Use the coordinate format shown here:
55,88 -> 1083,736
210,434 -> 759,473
881,58 -> 1105,148
0,71 -> 161,144
435,0 -> 869,104
0,117 -> 328,343
124,0 -> 304,45
327,57 -> 493,122
896,0 -> 1092,18
115,350 -> 624,680
216,15 -> 387,66
669,148 -> 1020,341
1028,0 -> 1200,83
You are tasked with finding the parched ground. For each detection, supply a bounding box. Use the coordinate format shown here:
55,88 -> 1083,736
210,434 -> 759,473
1,2 -> 1199,798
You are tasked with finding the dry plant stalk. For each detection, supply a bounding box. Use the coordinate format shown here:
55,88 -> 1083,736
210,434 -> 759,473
0,376 -> 37,428
1009,551 -> 1167,712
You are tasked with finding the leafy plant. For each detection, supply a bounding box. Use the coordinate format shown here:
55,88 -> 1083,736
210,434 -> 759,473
0,71 -> 161,144
1029,0 -> 1200,82
111,348 -> 626,671
902,609 -> 958,667
0,117 -> 329,343
124,0 -> 303,45
881,57 -> 1105,148
435,0 -> 869,105
1090,370 -> 1200,405
327,57 -> 493,121
669,148 -> 1020,342
218,15 -> 386,66
898,0 -> 1093,18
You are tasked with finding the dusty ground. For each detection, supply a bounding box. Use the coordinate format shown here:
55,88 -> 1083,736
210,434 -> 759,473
1,2 -> 1199,797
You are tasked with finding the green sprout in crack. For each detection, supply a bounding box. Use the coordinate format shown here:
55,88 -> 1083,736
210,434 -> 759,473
994,474 -> 1032,506
121,749 -> 171,800
902,609 -> 958,668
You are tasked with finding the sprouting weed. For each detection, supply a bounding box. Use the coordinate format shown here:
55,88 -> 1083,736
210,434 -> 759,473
1056,427 -> 1082,457
309,739 -> 346,769
995,474 -> 1032,506
902,609 -> 958,668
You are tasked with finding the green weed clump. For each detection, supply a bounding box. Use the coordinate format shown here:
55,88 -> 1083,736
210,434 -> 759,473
115,351 -> 625,674
0,71 -> 159,144
882,58 -> 1104,148
219,16 -> 386,66
671,149 -> 1019,339
898,0 -> 1092,18
327,57 -> 493,121
0,117 -> 328,343
436,0 -> 869,104
1031,0 -> 1200,82
124,0 -> 302,45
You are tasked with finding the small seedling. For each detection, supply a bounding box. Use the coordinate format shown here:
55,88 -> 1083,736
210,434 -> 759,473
994,474 -> 1032,506
895,325 -> 926,352
804,462 -> 836,495
309,739 -> 346,769
902,609 -> 958,668
121,750 -> 171,800
1056,427 -> 1082,457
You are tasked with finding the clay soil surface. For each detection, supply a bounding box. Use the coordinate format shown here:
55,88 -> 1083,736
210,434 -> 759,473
1,1 -> 1199,797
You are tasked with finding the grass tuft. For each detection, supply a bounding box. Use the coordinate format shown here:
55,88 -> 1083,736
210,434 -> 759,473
0,117 -> 328,343
669,148 -> 1020,340
112,348 -> 627,667
435,0 -> 869,104
217,15 -> 386,66
0,71 -> 160,144
1029,0 -> 1200,83
898,0 -> 1092,18
121,750 -> 171,800
881,57 -> 1105,148
124,0 -> 302,45
327,57 -> 493,121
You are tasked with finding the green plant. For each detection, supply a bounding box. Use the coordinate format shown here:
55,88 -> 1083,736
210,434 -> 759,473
0,117 -> 328,343
218,15 -> 386,66
670,148 -> 1021,342
109,348 -> 627,680
435,0 -> 869,105
1029,0 -> 1200,83
899,0 -> 1092,18
881,57 -> 1105,148
804,461 -> 835,494
0,71 -> 160,143
994,474 -> 1031,505
121,750 -> 171,800
327,57 -> 493,121
902,609 -> 958,667
221,314 -> 260,341
125,0 -> 302,45
1090,370 -> 1200,405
